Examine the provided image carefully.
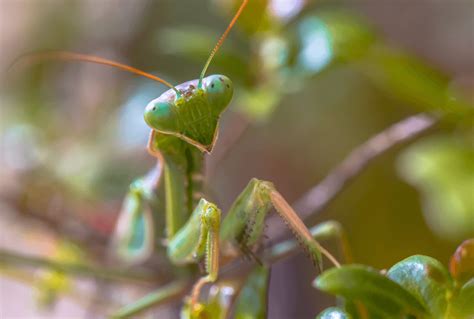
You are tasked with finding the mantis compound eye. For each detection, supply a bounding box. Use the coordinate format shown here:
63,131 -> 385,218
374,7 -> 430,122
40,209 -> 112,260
203,74 -> 233,115
144,98 -> 178,132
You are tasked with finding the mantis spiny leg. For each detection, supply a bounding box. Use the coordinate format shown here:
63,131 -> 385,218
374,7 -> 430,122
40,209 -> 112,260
188,215 -> 220,310
166,199 -> 221,314
169,179 -> 341,314
220,178 -> 340,271
270,190 -> 341,268
268,220 -> 352,265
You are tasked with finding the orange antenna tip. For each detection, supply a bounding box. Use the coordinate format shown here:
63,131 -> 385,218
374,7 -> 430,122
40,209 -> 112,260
198,0 -> 248,86
12,51 -> 179,94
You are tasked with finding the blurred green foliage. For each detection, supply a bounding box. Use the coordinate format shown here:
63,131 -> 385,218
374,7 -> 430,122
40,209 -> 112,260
159,5 -> 472,121
1,0 -> 472,318
34,241 -> 84,308
398,134 -> 474,240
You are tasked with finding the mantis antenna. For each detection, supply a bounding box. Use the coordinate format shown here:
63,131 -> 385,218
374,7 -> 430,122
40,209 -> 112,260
12,51 -> 180,95
198,0 -> 249,87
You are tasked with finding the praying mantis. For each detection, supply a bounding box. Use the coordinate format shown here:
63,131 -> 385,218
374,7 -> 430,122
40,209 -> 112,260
15,1 -> 347,317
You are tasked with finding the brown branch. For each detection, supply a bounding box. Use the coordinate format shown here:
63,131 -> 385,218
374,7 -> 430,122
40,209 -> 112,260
267,113 -> 437,243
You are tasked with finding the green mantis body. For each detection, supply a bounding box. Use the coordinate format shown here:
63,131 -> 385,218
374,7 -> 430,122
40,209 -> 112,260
101,1 -> 344,315
114,73 -> 331,315
16,1 -> 343,317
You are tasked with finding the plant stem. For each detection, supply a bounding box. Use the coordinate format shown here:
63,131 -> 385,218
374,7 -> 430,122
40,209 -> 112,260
294,113 -> 437,217
111,280 -> 189,318
0,248 -> 157,284
266,113 -> 437,255
267,113 -> 438,254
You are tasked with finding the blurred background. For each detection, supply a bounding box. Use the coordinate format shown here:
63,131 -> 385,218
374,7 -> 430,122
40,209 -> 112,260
0,0 -> 472,318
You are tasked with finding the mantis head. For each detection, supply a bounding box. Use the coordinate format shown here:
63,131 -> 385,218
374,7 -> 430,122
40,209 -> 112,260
144,0 -> 247,152
143,74 -> 233,152
15,0 -> 247,153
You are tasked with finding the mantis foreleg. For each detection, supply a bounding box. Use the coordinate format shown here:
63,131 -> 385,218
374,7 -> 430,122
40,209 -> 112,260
220,178 -> 339,269
167,199 -> 221,315
269,220 -> 352,265
112,168 -> 161,263
167,178 -> 340,315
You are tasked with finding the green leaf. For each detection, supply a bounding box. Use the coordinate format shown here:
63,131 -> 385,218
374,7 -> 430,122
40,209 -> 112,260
387,255 -> 454,318
449,239 -> 474,285
449,278 -> 474,319
344,300 -> 381,319
312,11 -> 376,62
234,266 -> 270,319
314,265 -> 427,317
362,45 -> 473,116
398,135 -> 474,240
316,307 -> 351,319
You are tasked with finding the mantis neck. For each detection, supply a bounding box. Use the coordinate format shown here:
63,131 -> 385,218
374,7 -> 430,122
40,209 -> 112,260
154,134 -> 204,239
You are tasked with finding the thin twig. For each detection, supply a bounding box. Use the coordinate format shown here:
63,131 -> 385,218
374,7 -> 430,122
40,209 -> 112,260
0,249 -> 158,284
295,113 -> 436,216
267,113 -> 437,245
